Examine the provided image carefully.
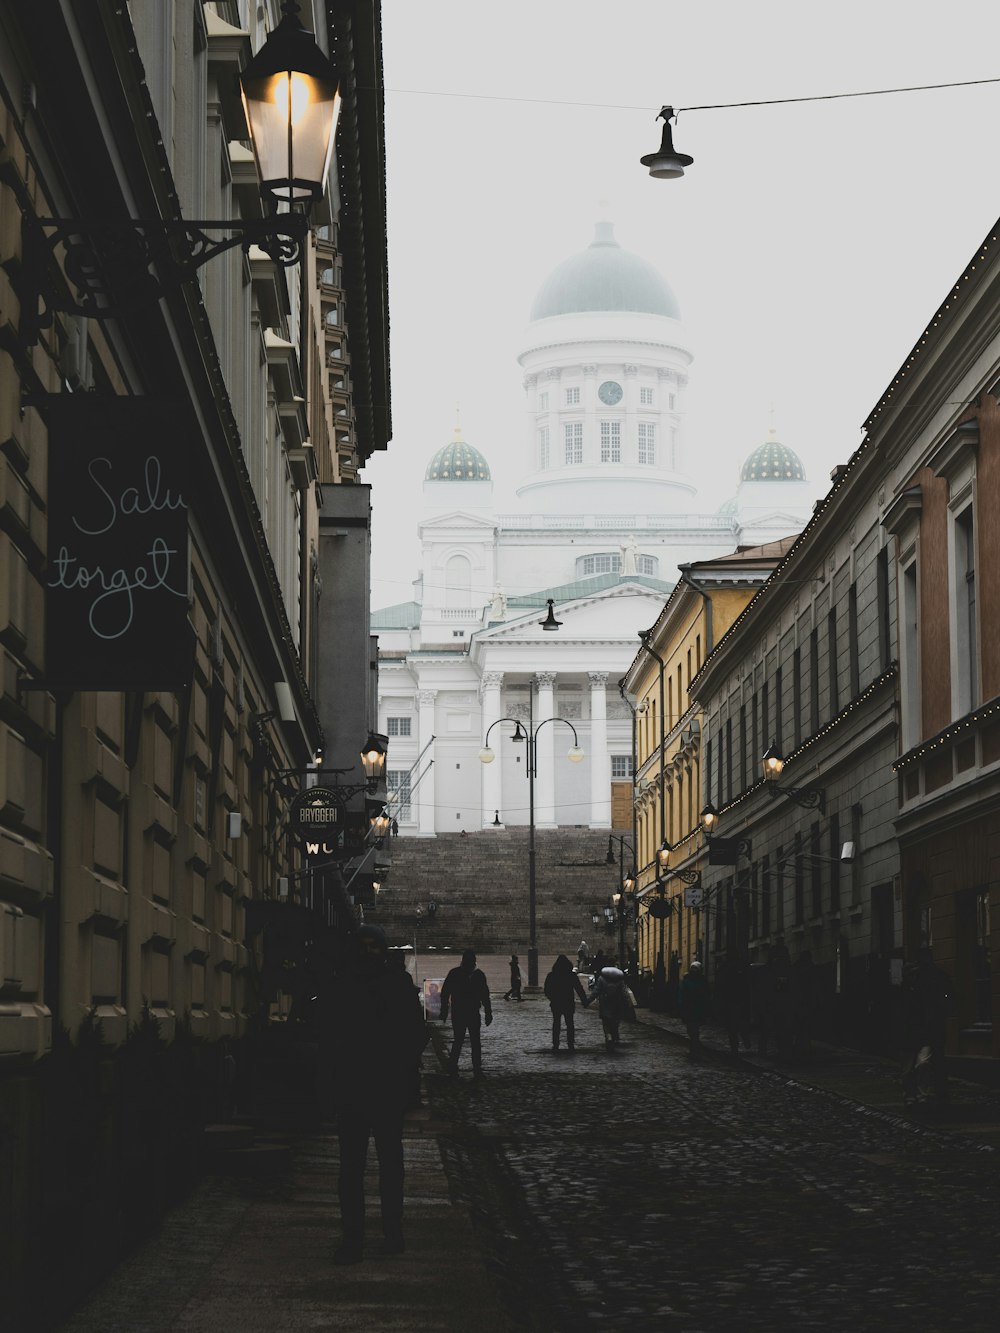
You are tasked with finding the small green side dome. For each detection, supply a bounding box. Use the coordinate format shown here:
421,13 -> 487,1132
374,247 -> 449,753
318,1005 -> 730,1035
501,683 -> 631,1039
424,432 -> 491,481
740,431 -> 806,482
530,221 -> 681,321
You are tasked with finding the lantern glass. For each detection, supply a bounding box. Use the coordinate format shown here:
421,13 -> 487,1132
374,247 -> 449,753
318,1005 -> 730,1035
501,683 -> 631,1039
478,746 -> 496,764
361,733 -> 387,781
762,743 -> 785,782
567,745 -> 585,763
240,9 -> 341,203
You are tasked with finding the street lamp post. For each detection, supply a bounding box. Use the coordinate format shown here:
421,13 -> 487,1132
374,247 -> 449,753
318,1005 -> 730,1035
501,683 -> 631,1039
479,683 -> 584,986
607,833 -> 637,971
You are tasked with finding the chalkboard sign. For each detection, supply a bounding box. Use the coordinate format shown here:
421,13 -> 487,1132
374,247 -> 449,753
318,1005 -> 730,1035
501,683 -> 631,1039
45,397 -> 191,689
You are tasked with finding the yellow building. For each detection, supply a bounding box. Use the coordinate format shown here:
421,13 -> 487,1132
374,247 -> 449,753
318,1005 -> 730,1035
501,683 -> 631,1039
622,543 -> 793,1000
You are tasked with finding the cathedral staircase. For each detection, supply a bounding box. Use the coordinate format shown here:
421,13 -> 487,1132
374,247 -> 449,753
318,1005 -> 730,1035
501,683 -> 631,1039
371,827 -> 628,959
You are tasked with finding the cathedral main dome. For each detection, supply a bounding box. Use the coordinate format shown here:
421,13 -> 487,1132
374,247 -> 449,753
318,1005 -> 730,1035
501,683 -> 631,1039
530,221 -> 681,321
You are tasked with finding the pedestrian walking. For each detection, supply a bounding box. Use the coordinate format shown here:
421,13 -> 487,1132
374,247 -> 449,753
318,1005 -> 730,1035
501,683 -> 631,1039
790,949 -> 817,1059
770,938 -> 793,1060
503,953 -> 523,1001
577,939 -> 590,970
678,959 -> 710,1061
325,925 -> 428,1265
390,817 -> 398,838
594,965 -> 630,1046
543,954 -> 591,1050
900,946 -> 954,1106
440,950 -> 493,1078
717,953 -> 751,1056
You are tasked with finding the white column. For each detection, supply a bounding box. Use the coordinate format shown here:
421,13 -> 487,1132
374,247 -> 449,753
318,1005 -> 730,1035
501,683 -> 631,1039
535,672 -> 556,828
589,671 -> 611,828
480,671 -> 504,828
416,689 -> 437,837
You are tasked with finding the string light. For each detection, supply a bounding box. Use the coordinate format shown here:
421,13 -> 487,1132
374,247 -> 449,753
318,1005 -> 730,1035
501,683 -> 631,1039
892,693 -> 1000,771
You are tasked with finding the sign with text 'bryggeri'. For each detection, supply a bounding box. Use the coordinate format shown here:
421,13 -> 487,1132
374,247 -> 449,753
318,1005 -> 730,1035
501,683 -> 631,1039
46,397 -> 191,690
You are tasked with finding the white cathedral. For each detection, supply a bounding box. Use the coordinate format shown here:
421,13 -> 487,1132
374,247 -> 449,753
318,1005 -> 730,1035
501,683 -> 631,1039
372,221 -> 816,836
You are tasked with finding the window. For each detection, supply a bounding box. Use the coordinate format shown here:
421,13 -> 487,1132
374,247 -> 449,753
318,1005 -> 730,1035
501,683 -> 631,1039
611,754 -> 633,779
725,717 -> 733,803
579,553 -> 618,576
667,392 -> 676,411
387,716 -> 411,737
810,822 -> 822,917
774,666 -> 783,751
829,811 -> 841,912
793,835 -> 804,926
600,420 -> 622,463
761,681 -> 769,750
876,546 -> 891,671
538,426 -> 550,469
810,628 -> 820,733
564,422 -> 583,464
739,704 -> 747,793
640,386 -> 654,405
445,553 -> 472,607
955,505 -> 977,714
828,607 -> 839,714
388,770 -> 411,821
792,648 -> 802,748
973,888 -> 992,1026
901,560 -> 920,747
848,583 -> 860,697
565,386 -> 580,405
638,421 -> 656,464
539,391 -> 549,411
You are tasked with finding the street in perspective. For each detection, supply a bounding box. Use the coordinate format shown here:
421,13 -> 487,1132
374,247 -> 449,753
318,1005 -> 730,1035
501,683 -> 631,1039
57,974 -> 1000,1333
5,3 -> 1000,1332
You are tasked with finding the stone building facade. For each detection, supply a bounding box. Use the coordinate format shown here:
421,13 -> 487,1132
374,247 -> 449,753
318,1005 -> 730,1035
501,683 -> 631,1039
0,1 -> 390,1321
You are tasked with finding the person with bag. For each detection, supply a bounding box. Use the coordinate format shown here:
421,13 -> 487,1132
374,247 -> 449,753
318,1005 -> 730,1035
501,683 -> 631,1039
594,965 -> 629,1046
440,949 -> 493,1078
543,953 -> 591,1051
325,925 -> 428,1265
678,959 -> 710,1062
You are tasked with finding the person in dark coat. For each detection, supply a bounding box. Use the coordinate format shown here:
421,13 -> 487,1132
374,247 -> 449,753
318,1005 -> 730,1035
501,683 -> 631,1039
440,950 -> 493,1078
790,949 -> 817,1059
326,925 -> 428,1265
544,953 -> 591,1050
770,939 -> 793,1060
503,953 -> 523,1001
678,960 -> 710,1061
900,946 -> 954,1105
717,953 -> 751,1056
594,966 -> 629,1046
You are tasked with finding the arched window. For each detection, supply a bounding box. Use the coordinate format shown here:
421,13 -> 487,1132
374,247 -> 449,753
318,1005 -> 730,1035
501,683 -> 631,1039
445,554 -> 472,607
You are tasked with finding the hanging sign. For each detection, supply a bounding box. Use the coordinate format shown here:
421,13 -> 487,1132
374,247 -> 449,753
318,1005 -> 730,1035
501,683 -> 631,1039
289,786 -> 342,840
45,397 -> 191,689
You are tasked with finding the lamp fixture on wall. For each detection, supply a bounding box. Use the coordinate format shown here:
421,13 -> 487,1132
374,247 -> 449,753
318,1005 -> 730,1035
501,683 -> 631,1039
761,742 -> 826,812
11,1 -> 339,344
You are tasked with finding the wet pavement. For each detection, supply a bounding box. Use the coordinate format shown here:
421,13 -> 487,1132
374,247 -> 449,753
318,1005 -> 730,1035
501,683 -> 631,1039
52,987 -> 1000,1333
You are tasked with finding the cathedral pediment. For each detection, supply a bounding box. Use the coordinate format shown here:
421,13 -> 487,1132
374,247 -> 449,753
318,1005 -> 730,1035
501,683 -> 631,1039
474,582 -> 671,644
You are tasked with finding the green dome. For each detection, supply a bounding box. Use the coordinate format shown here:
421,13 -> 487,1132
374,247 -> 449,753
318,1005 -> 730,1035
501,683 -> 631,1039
424,434 -> 491,481
740,432 -> 806,483
530,221 -> 681,321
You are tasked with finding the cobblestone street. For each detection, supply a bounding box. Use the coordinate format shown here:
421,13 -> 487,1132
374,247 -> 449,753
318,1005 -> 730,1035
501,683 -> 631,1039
54,988 -> 1000,1333
430,991 -> 1000,1333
